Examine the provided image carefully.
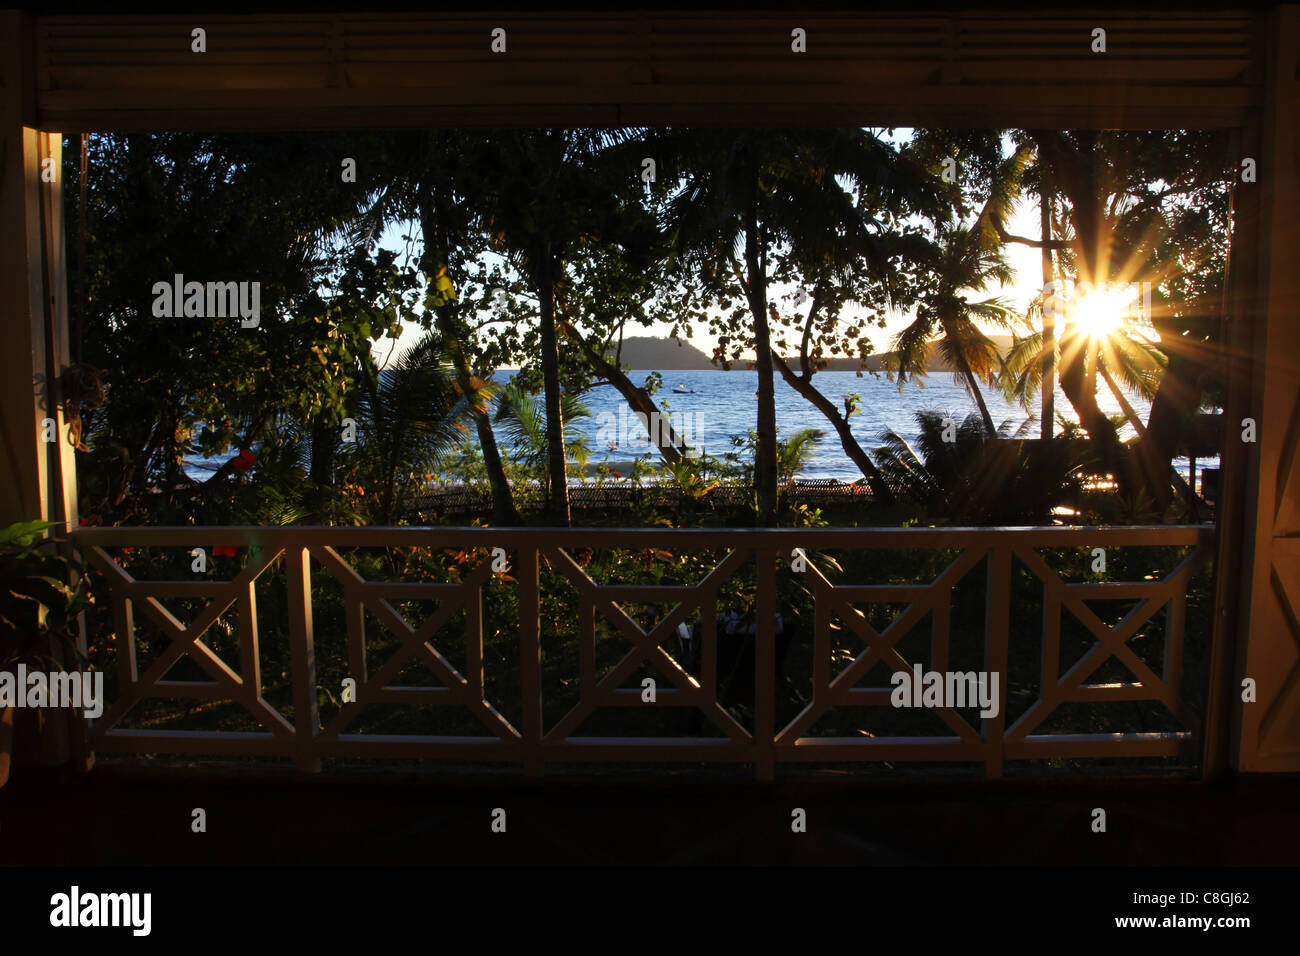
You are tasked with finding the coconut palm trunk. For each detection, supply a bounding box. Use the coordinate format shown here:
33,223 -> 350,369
536,244 -> 571,526
1032,131 -> 1135,494
442,324 -> 521,526
1040,185 -> 1056,438
1057,333 -> 1133,493
1100,363 -> 1193,505
743,197 -> 779,525
943,317 -> 998,434
961,362 -> 998,436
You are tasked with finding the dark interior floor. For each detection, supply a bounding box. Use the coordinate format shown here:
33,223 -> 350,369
2,762 -> 1298,866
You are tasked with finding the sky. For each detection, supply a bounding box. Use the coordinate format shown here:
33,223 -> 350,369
369,131 -> 1050,369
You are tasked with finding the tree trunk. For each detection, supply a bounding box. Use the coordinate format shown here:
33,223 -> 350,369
1057,335 -> 1137,495
1040,185 -> 1056,438
939,314 -> 997,434
1135,172 -> 1238,512
536,249 -> 571,526
1060,339 -> 1110,450
962,365 -> 998,436
744,201 -> 779,526
1103,364 -> 1196,508
309,420 -> 335,486
439,314 -> 521,526
419,192 -> 520,526
1101,364 -> 1165,496
1031,132 -> 1142,495
558,316 -> 687,466
1135,335 -> 1209,513
1036,131 -> 1210,511
771,350 -> 894,503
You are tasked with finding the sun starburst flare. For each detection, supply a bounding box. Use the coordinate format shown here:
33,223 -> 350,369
1071,284 -> 1144,340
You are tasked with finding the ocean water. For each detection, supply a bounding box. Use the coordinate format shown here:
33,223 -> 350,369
186,368 -> 1214,483
541,368 -> 1211,482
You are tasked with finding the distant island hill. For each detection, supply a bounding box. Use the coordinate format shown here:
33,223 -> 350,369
595,335 -> 1016,373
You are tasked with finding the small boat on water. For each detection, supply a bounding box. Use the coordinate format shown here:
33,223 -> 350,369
673,384 -> 694,394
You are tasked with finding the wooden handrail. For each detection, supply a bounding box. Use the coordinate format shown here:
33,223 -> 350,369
71,524 -> 1215,779
73,524 -> 1210,547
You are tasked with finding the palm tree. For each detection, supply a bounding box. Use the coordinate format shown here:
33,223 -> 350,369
886,142 -> 1032,437
1018,130 -> 1232,508
891,224 -> 1019,435
654,128 -> 942,524
776,427 -> 825,485
873,411 -> 1087,526
493,381 -> 594,475
349,130 -> 522,526
725,426 -> 826,489
653,131 -> 785,525
1005,284 -> 1170,492
346,332 -> 469,526
1007,294 -> 1165,415
463,128 -> 648,526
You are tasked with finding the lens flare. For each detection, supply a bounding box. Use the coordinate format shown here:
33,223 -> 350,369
1072,285 -> 1139,340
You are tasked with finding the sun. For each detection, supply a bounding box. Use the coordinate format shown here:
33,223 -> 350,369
1071,285 -> 1138,340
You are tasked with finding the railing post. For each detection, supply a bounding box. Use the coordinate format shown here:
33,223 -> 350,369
286,544 -> 320,772
755,546 -> 776,781
520,544 -> 543,776
1202,125 -> 1253,782
983,546 -> 1010,778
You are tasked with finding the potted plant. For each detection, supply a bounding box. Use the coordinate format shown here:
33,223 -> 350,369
0,520 -> 93,788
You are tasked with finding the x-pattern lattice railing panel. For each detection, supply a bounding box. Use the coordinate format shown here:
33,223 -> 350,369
777,544 -> 991,764
82,539 -> 298,757
774,531 -> 1214,774
72,525 -> 1214,777
1002,542 -> 1210,760
539,543 -> 758,764
308,544 -> 523,764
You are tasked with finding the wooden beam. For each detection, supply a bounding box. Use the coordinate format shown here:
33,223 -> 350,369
1202,123 -> 1255,781
0,10 -> 87,774
1233,4 -> 1300,773
0,12 -> 46,528
0,13 -> 77,533
30,11 -> 1262,131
